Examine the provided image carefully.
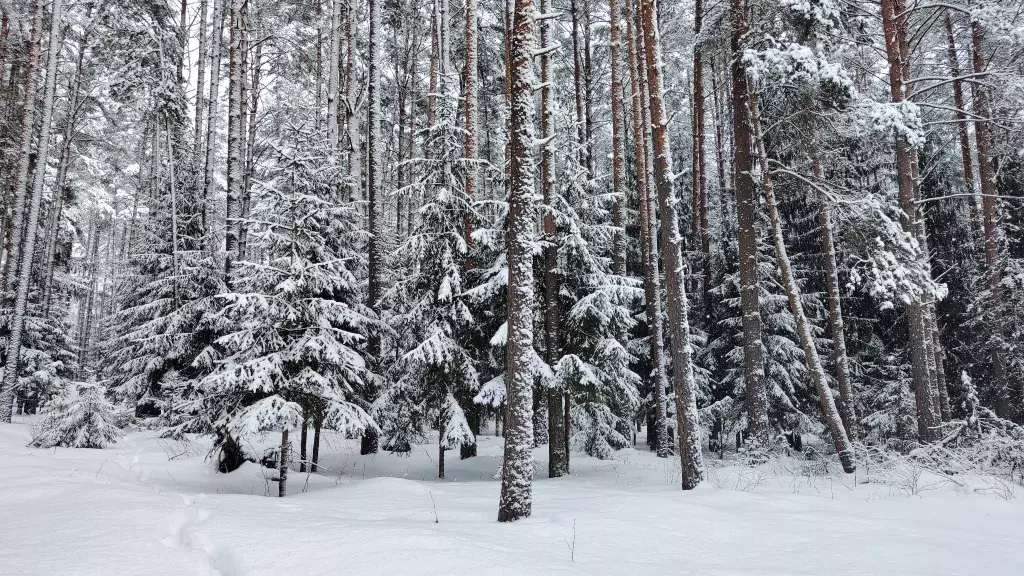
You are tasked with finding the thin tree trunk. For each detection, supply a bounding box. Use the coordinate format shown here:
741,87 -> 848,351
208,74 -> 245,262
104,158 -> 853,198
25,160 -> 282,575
299,414 -> 308,473
193,0 -> 210,162
278,429 -> 289,497
729,0 -> 770,447
497,0 -> 538,522
812,158 -> 858,440
569,0 -> 587,164
201,0 -> 226,249
691,0 -> 710,330
880,0 -> 940,441
609,0 -> 626,277
0,0 -> 63,422
968,18 -> 1009,418
463,0 -> 478,265
311,417 -> 322,472
538,0 -> 566,478
327,0 -> 341,151
639,0 -> 705,487
627,0 -> 669,457
2,0 -> 42,304
367,0 -> 383,369
224,0 -> 244,285
943,13 -> 980,231
748,90 -> 854,472
239,23 -> 262,260
438,417 -> 446,479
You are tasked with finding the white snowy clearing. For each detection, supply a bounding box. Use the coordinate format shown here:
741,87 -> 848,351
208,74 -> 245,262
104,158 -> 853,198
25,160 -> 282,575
2,418 -> 1022,576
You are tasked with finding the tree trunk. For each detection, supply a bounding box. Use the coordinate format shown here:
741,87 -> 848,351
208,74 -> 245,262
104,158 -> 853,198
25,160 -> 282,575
201,0 -> 226,249
538,0 -> 566,478
569,0 -> 587,167
812,158 -> 858,440
639,0 -> 705,488
0,0 -> 63,422
311,418 -> 322,472
463,0 -> 478,264
299,415 -> 309,473
239,24 -> 262,260
880,0 -> 940,441
2,0 -> 42,304
278,429 -> 289,497
438,417 -> 446,479
968,19 -> 1010,418
366,0 -> 384,437
627,0 -> 669,458
691,0 -> 710,328
193,0 -> 210,163
748,90 -> 854,472
943,13 -> 980,232
224,0 -> 244,285
609,0 -> 626,277
730,0 -> 769,447
497,0 -> 538,522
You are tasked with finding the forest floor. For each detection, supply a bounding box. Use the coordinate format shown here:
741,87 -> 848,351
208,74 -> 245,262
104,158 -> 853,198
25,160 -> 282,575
2,418 -> 1023,575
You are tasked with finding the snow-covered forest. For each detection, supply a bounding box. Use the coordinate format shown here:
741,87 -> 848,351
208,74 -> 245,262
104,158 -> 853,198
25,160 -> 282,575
2,0 -> 1024,572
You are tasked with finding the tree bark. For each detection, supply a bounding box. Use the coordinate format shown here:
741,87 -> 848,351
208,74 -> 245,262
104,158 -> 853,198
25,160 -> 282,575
2,0 -> 42,304
278,429 -> 289,497
201,0 -> 226,250
497,0 -> 537,522
224,0 -> 244,285
366,0 -> 384,371
464,0 -> 478,265
748,90 -> 854,472
627,0 -> 669,457
968,18 -> 1009,418
691,0 -> 710,328
729,0 -> 769,447
538,0 -> 566,478
0,0 -> 63,422
639,0 -> 705,487
812,157 -> 858,440
299,415 -> 309,473
609,0 -> 626,277
880,0 -> 940,441
193,0 -> 210,162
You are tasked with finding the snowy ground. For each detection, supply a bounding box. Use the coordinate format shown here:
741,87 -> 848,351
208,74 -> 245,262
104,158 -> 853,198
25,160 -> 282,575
2,418 -> 1023,576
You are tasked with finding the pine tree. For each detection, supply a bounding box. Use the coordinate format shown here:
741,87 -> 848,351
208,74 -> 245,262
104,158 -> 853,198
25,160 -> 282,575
190,126 -> 376,478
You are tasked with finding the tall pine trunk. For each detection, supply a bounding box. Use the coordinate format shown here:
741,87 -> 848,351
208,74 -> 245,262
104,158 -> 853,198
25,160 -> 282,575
627,0 -> 669,457
538,0 -> 566,478
968,19 -> 1010,418
639,0 -> 705,487
729,0 -> 770,447
880,0 -> 940,441
609,0 -> 626,277
497,0 -> 538,522
1,0 -> 63,422
2,0 -> 42,303
201,0 -> 226,249
224,0 -> 244,285
691,0 -> 710,327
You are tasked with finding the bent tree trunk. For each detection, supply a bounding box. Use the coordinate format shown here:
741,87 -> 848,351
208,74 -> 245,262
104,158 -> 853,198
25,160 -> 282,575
812,158 -> 858,440
748,89 -> 854,473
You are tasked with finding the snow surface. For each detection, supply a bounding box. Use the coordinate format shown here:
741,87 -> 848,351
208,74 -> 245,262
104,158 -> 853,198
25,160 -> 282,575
2,417 -> 1023,575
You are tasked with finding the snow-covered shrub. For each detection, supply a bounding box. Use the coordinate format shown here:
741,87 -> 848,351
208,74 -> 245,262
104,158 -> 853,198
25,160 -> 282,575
29,382 -> 123,449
